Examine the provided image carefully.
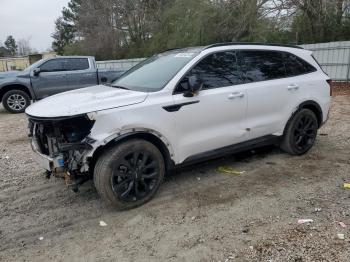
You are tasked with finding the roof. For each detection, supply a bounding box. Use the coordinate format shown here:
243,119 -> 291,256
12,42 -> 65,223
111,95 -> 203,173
161,42 -> 304,54
205,42 -> 304,50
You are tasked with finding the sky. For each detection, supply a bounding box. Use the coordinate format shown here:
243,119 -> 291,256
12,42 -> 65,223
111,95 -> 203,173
0,0 -> 70,52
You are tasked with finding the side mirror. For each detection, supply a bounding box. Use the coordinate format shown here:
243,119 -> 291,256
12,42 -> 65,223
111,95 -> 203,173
33,68 -> 41,76
184,75 -> 203,97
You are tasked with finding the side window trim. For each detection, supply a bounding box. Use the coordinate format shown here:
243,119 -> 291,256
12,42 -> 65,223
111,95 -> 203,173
173,50 -> 243,94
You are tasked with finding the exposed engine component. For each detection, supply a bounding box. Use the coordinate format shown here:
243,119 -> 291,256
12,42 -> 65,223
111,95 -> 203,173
28,115 -> 95,191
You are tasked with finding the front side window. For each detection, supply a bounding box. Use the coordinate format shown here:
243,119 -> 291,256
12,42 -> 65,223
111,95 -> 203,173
65,58 -> 90,71
177,51 -> 243,92
237,50 -> 286,82
39,59 -> 64,72
112,49 -> 200,92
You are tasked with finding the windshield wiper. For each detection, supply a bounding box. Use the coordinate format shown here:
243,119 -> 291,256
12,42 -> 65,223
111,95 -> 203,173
112,85 -> 130,90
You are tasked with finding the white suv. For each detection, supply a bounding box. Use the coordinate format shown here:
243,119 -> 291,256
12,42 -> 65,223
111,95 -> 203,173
26,43 -> 331,209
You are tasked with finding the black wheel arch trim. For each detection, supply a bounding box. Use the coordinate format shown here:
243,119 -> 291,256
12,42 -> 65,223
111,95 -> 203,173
298,100 -> 323,128
284,100 -> 323,136
0,84 -> 35,101
90,131 -> 175,173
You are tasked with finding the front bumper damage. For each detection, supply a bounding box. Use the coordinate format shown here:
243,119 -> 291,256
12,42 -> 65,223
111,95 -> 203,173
28,114 -> 95,192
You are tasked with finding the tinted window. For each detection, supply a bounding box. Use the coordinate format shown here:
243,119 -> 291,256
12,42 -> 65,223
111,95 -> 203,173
40,59 -> 64,72
238,51 -> 286,82
284,53 -> 316,76
178,51 -> 243,92
65,58 -> 90,71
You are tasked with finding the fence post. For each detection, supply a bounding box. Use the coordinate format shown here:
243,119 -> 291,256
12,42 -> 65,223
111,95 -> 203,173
347,49 -> 350,83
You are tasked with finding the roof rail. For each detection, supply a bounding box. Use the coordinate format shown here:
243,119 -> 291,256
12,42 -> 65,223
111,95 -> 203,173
205,42 -> 304,50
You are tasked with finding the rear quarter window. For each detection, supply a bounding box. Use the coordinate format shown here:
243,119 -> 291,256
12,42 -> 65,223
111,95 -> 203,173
283,53 -> 317,77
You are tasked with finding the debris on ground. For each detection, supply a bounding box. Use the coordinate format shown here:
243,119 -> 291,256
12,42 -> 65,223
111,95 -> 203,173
297,219 -> 314,225
338,222 -> 347,228
99,221 -> 107,227
337,233 -> 345,240
38,237 -> 44,241
343,183 -> 350,189
314,208 -> 322,212
217,166 -> 246,176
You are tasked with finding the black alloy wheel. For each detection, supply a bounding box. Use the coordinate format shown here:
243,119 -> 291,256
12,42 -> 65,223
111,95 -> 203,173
111,151 -> 160,202
281,108 -> 318,155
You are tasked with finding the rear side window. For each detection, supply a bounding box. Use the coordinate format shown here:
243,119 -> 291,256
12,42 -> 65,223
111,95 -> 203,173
178,51 -> 243,91
283,53 -> 317,76
40,59 -> 64,72
65,58 -> 90,71
237,50 -> 286,82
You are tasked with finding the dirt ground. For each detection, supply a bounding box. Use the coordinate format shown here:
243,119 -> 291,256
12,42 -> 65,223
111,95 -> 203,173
0,95 -> 349,262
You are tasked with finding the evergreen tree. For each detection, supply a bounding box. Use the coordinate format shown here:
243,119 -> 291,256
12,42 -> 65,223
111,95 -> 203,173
4,36 -> 17,56
52,0 -> 81,55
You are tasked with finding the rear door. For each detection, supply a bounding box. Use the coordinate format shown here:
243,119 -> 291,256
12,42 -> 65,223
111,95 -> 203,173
172,51 -> 249,162
65,58 -> 98,91
31,58 -> 68,99
239,50 -> 316,139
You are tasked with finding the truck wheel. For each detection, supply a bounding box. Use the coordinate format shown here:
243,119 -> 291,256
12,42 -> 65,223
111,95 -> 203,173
2,90 -> 31,114
281,109 -> 318,155
94,139 -> 165,210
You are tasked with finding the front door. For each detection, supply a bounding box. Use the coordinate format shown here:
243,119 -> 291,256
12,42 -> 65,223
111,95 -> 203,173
171,51 -> 249,163
31,58 -> 67,99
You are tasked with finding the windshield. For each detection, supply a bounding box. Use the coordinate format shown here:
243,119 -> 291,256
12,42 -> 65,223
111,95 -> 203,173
24,59 -> 46,72
111,49 -> 200,92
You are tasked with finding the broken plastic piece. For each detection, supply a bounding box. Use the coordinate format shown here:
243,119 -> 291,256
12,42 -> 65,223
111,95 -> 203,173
99,221 -> 107,227
298,219 -> 314,224
217,166 -> 246,176
339,222 -> 347,228
337,233 -> 345,240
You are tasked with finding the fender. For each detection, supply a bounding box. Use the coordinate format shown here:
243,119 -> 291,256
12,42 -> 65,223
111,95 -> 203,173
282,100 -> 323,136
0,82 -> 36,101
84,128 -> 176,172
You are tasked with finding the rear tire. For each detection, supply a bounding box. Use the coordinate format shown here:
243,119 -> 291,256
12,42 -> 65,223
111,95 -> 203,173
94,139 -> 165,210
281,109 -> 318,155
2,90 -> 31,114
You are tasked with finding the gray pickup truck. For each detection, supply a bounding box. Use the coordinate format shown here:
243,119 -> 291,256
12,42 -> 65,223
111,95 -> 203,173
0,56 -> 124,113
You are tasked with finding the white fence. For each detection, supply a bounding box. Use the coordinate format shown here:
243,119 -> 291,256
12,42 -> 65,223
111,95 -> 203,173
300,41 -> 350,82
96,58 -> 145,71
96,41 -> 350,82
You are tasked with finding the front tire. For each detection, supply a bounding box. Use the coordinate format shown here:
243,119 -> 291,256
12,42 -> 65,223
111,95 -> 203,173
2,90 -> 31,114
94,139 -> 165,210
281,109 -> 318,155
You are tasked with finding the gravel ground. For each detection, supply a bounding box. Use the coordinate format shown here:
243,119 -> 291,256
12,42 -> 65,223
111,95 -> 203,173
0,95 -> 349,262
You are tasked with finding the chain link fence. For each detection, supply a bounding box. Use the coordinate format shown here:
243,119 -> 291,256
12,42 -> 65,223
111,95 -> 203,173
96,58 -> 145,71
301,41 -> 350,94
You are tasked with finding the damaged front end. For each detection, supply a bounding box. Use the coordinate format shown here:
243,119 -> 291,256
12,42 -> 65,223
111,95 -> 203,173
28,114 -> 95,192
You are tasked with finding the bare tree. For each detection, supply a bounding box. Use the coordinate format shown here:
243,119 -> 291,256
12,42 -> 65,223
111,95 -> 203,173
17,37 -> 33,56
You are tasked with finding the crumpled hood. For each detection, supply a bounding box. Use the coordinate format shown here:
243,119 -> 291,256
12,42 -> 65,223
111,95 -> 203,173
26,85 -> 148,118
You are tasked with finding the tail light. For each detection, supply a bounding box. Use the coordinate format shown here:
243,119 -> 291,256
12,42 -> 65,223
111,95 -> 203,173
326,79 -> 333,96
